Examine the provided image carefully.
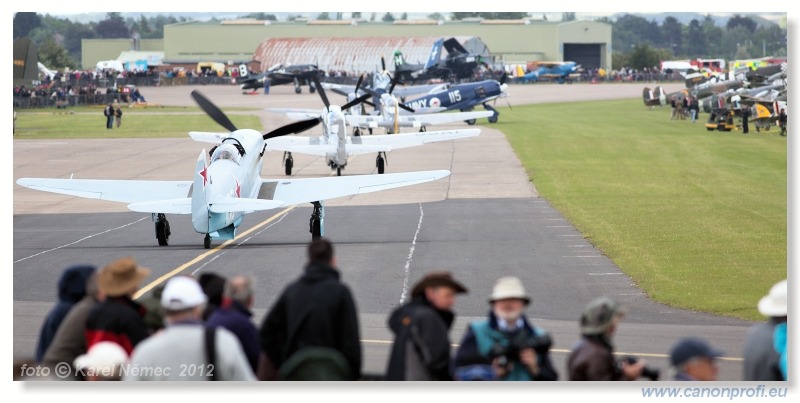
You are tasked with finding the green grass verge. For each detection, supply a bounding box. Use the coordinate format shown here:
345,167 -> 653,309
493,98 -> 786,320
13,106 -> 262,139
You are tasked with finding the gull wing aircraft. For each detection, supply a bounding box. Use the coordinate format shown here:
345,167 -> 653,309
16,90 -> 451,248
312,74 -> 493,134
238,63 -> 324,94
402,74 -> 510,124
393,37 -> 491,83
265,75 -> 480,176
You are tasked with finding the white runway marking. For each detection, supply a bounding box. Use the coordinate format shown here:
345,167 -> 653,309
399,203 -> 424,304
14,217 -> 149,263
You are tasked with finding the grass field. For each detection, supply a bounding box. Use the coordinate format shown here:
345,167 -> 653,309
13,106 -> 262,139
492,98 -> 786,320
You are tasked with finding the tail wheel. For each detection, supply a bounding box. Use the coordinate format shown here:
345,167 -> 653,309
311,219 -> 322,239
204,234 -> 211,249
336,167 -> 342,176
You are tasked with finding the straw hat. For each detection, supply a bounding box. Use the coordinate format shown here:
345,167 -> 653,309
488,276 -> 531,305
98,257 -> 150,297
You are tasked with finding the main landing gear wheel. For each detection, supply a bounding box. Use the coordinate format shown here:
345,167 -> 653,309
155,213 -> 170,246
204,234 -> 211,249
419,126 -> 427,132
488,115 -> 498,123
465,119 -> 477,125
284,152 -> 294,176
336,167 -> 342,176
353,127 -> 361,137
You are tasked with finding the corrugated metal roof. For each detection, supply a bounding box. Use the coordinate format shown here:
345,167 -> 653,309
253,36 -> 484,74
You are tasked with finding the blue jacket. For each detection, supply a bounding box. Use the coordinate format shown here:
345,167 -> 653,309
35,265 -> 95,362
453,311 -> 558,381
207,299 -> 261,372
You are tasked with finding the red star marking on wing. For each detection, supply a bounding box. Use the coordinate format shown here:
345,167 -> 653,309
234,178 -> 241,198
198,165 -> 208,188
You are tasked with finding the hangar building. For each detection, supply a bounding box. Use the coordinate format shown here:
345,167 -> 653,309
82,18 -> 611,73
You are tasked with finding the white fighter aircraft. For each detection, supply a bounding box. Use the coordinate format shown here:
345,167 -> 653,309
265,75 -> 482,176
16,90 -> 451,249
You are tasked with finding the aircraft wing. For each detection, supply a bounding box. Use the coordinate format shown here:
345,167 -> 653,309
265,136 -> 392,156
346,111 -> 492,128
392,84 -> 449,98
266,108 -> 321,117
189,131 -> 231,144
16,178 -> 194,212
260,170 -> 450,206
349,128 -> 480,150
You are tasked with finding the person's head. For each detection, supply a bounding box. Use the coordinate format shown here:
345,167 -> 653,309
98,257 -> 150,298
411,271 -> 468,311
489,276 -> 530,323
198,272 -> 226,308
161,276 -> 208,323
757,279 -> 787,321
74,341 -> 128,381
85,272 -> 105,302
56,264 -> 96,303
308,237 -> 336,267
224,275 -> 254,308
669,338 -> 723,381
580,297 -> 626,338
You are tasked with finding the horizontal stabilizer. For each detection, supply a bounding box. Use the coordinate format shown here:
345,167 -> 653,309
128,198 -> 192,214
208,197 -> 285,213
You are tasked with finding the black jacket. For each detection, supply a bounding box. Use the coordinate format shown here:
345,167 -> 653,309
35,265 -> 95,363
260,262 -> 361,380
85,295 -> 149,355
385,295 -> 455,381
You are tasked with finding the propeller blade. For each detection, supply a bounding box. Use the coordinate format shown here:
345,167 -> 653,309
499,72 -> 508,85
354,74 -> 364,94
263,118 -> 320,140
381,56 -> 386,72
312,75 -> 330,109
399,103 -> 415,113
191,90 -> 238,132
341,93 -> 372,111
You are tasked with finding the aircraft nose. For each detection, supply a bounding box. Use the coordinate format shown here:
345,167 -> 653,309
500,83 -> 509,94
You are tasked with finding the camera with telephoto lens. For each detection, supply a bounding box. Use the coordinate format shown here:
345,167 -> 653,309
618,356 -> 661,381
489,331 -> 552,369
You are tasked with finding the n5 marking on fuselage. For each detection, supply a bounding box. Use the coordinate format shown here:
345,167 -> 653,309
403,77 -> 509,124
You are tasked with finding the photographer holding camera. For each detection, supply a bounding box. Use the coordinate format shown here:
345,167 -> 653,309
453,277 -> 558,381
567,297 -> 649,381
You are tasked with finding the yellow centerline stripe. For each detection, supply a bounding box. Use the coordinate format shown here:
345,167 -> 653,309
133,206 -> 296,299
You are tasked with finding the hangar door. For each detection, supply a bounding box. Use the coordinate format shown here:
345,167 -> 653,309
563,44 -> 601,69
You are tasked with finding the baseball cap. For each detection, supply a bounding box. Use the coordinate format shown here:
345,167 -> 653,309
161,276 -> 207,311
670,337 -> 724,367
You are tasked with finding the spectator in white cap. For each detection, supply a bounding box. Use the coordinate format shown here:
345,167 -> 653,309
743,279 -> 787,381
453,276 -> 558,381
124,276 -> 255,381
74,341 -> 128,381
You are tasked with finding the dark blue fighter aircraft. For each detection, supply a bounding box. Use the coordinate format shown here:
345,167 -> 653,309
401,75 -> 509,124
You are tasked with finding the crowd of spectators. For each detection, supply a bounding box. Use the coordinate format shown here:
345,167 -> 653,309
14,238 -> 787,382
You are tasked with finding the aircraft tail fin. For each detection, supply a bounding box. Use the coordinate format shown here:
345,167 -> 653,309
425,38 -> 445,70
191,150 -> 210,234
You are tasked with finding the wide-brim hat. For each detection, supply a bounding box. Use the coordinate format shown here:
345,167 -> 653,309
488,276 -> 531,305
411,271 -> 468,298
98,257 -> 150,297
758,279 -> 787,317
580,297 -> 627,335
